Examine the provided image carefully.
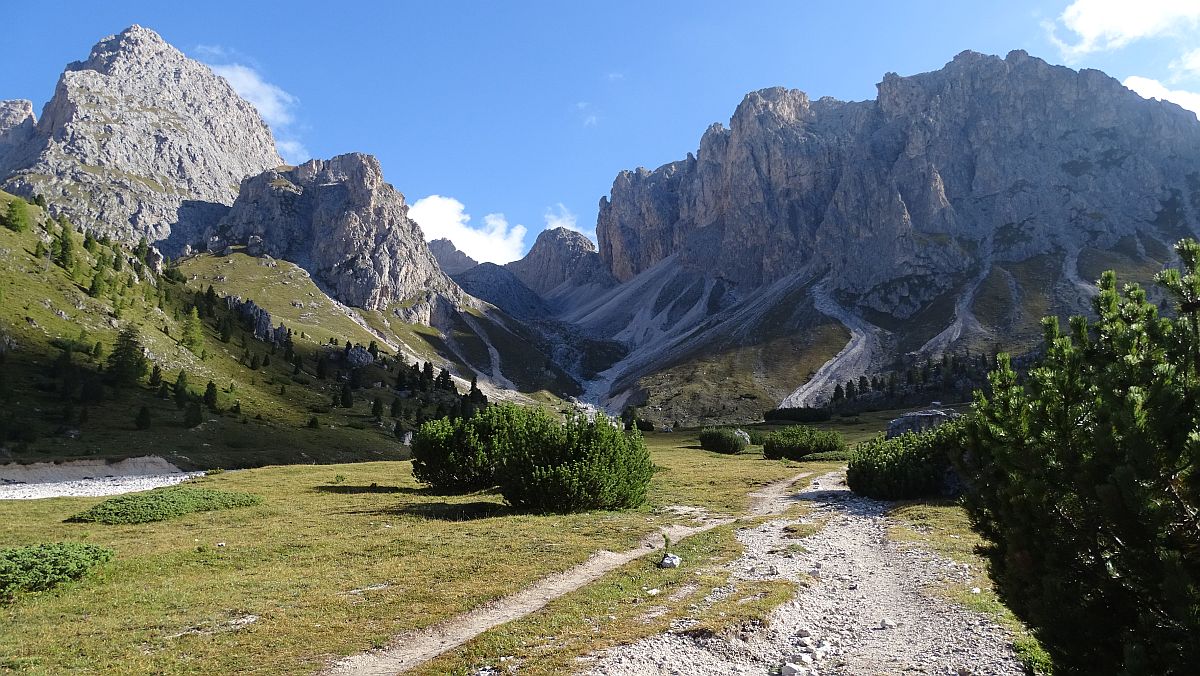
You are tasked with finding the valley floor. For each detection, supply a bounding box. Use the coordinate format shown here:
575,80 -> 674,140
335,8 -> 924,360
0,425 -> 1043,675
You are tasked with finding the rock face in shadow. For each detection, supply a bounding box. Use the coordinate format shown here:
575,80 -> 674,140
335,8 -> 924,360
596,50 -> 1200,318
215,153 -> 461,313
0,100 -> 35,167
429,238 -> 479,275
0,25 -> 282,247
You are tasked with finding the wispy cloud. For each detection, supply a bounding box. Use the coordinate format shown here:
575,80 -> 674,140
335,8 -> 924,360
544,203 -> 594,242
606,72 -> 625,82
574,101 -> 600,127
1123,75 -> 1200,118
197,45 -> 309,164
409,195 -> 528,264
1045,0 -> 1200,60
1171,48 -> 1200,81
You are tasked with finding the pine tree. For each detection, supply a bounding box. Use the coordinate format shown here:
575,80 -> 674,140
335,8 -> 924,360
316,357 -> 330,379
135,406 -> 152,430
390,397 -> 402,418
832,383 -> 845,403
844,379 -> 856,400
2,200 -> 29,233
53,221 -> 74,270
105,325 -> 148,387
174,370 -> 191,408
33,240 -> 47,259
181,307 -> 203,352
372,397 -> 384,419
183,401 -> 203,428
340,383 -> 354,408
156,381 -> 170,399
368,340 -> 379,359
135,236 -> 149,263
148,364 -> 162,388
204,381 -> 219,411
858,375 -> 870,394
249,354 -> 261,370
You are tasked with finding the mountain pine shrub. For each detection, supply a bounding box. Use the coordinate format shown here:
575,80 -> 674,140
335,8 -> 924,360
762,425 -> 845,460
0,543 -> 114,601
67,486 -> 261,524
498,411 -> 652,512
698,427 -> 747,454
846,420 -> 961,500
954,240 -> 1200,674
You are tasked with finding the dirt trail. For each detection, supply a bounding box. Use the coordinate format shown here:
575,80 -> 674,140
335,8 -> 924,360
587,472 -> 1023,675
324,473 -> 812,675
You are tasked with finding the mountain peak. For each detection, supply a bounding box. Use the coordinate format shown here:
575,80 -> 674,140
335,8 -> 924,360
429,238 -> 480,275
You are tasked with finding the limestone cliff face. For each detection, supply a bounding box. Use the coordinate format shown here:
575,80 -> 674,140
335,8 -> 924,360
215,153 -> 461,312
506,227 -> 616,297
0,25 -> 282,247
597,51 -> 1200,318
0,100 -> 35,167
428,238 -> 479,275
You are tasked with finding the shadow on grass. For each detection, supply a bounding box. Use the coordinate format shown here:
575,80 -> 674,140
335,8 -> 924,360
313,484 -> 414,495
342,500 -> 511,521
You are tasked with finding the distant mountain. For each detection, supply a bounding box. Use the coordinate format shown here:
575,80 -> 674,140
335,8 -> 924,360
428,238 -> 479,275
0,25 -> 281,249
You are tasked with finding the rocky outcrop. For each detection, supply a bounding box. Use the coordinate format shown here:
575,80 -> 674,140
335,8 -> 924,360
0,100 -> 35,167
429,238 -> 479,275
0,25 -> 281,248
224,295 -> 290,345
886,409 -> 960,439
215,153 -> 461,312
597,51 -> 1200,318
506,227 -> 616,297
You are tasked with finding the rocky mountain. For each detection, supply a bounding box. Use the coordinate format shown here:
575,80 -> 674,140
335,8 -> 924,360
568,50 -> 1200,417
452,263 -> 549,320
429,238 -> 479,275
213,153 -> 461,315
506,227 -> 616,301
0,25 -> 281,248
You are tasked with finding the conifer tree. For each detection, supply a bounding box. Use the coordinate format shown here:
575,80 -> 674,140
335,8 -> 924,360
181,307 -> 203,352
340,383 -> 354,408
135,406 -> 152,430
105,325 -> 148,387
372,397 -> 384,419
204,381 -> 219,411
183,401 -> 203,428
174,370 -> 191,408
2,199 -> 29,232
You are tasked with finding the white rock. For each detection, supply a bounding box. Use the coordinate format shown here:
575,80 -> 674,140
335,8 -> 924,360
659,553 -> 682,569
781,663 -> 810,676
879,618 -> 895,629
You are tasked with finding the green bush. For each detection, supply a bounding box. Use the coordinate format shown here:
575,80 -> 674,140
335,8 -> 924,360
762,425 -> 845,460
0,543 -> 114,601
953,242 -> 1200,674
698,427 -> 747,454
499,411 -> 653,512
846,421 -> 961,500
67,486 -> 262,524
412,404 -> 653,512
747,429 -> 768,446
411,404 -> 556,492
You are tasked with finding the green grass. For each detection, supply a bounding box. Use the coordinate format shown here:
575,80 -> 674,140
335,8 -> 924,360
0,436 -> 830,673
67,485 -> 262,524
888,501 -> 1053,675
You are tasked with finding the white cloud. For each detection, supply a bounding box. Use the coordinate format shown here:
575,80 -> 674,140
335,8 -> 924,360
544,203 -> 595,242
199,50 -> 309,165
1046,0 -> 1200,58
1124,76 -> 1200,118
1171,48 -> 1200,80
583,114 -> 599,127
209,63 -> 296,127
606,72 -> 625,82
409,195 -> 528,264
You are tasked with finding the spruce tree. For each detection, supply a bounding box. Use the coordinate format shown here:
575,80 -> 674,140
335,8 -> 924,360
340,383 -> 354,408
183,401 -> 203,428
2,200 -> 29,233
53,222 -> 74,270
105,325 -> 148,387
174,370 -> 191,408
390,397 -> 402,418
371,397 -> 384,419
148,364 -> 163,388
204,381 -> 219,411
181,307 -> 204,352
135,406 -> 152,430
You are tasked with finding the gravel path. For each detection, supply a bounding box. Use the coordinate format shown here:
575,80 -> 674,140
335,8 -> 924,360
586,472 -> 1024,676
323,473 -> 813,675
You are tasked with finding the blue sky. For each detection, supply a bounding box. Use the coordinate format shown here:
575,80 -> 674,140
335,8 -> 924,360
3,1 -> 1199,262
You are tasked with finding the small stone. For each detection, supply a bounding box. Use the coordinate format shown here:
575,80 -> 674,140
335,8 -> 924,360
781,663 -> 810,676
970,587 -> 981,594
659,553 -> 682,569
646,588 -> 661,596
879,618 -> 896,629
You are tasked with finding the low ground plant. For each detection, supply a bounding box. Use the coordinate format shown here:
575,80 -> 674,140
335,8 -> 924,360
67,486 -> 262,524
0,542 -> 114,601
846,421 -> 961,500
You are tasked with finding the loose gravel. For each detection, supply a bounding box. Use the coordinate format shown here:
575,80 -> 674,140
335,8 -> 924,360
586,472 -> 1024,676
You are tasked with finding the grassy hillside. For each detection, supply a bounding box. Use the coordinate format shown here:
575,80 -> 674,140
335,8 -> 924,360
179,251 -> 578,403
0,191 -> 411,468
